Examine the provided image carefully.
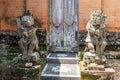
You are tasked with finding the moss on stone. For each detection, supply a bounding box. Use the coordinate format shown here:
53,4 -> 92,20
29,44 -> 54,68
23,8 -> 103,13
81,72 -> 100,80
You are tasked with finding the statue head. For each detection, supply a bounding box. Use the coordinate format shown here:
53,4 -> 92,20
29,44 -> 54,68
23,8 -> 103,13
21,15 -> 34,27
20,10 -> 34,27
90,11 -> 106,26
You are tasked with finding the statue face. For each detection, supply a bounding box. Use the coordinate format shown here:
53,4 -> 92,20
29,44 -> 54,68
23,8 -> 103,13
23,20 -> 32,27
90,13 -> 102,26
21,15 -> 34,27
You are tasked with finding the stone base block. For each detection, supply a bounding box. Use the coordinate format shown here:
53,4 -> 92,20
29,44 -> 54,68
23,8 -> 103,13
81,68 -> 116,80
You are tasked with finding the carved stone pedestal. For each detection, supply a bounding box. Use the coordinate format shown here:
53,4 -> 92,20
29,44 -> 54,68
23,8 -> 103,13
10,52 -> 41,80
81,52 -> 116,80
81,67 -> 115,80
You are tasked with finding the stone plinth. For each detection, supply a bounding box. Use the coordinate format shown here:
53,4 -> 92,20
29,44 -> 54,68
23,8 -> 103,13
10,52 -> 41,79
41,63 -> 80,80
47,53 -> 79,64
81,67 -> 116,80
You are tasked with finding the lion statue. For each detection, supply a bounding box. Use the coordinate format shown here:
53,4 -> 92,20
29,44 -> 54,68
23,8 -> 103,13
85,11 -> 107,55
84,11 -> 107,65
16,10 -> 39,58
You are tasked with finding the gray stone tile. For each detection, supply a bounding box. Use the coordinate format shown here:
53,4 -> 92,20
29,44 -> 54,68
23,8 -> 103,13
41,63 -> 80,80
47,53 -> 79,64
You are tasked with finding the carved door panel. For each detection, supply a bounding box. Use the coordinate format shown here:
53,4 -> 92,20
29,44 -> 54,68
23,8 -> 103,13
49,0 -> 78,52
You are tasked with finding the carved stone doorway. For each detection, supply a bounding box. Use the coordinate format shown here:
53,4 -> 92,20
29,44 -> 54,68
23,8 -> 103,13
49,0 -> 78,52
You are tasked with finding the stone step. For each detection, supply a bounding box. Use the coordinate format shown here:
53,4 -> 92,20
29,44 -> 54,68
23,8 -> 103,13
81,68 -> 115,80
41,63 -> 80,80
47,53 -> 79,64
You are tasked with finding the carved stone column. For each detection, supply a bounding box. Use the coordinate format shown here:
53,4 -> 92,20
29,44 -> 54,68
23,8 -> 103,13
49,0 -> 78,52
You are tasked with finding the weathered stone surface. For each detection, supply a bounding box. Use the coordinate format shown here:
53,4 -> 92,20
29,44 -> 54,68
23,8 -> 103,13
81,11 -> 116,80
47,53 -> 79,64
41,52 -> 80,80
81,68 -> 115,80
83,52 -> 107,66
87,64 -> 105,71
49,0 -> 78,52
41,63 -> 80,80
83,52 -> 96,65
10,13 -> 46,79
11,64 -> 41,79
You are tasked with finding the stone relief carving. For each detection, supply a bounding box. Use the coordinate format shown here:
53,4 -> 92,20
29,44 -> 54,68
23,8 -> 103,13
51,0 -> 63,27
50,0 -> 78,52
64,0 -> 75,26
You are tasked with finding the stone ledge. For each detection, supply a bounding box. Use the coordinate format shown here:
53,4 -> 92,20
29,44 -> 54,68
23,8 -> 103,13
47,53 -> 79,64
105,51 -> 120,59
81,68 -> 116,79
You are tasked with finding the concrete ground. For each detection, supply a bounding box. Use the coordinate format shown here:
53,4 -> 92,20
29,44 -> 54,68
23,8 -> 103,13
108,59 -> 120,80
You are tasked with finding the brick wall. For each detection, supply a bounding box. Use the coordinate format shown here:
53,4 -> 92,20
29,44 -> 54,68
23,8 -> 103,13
27,0 -> 49,30
0,0 -> 120,32
102,0 -> 120,32
0,0 -> 23,31
0,0 -> 49,32
78,0 -> 101,31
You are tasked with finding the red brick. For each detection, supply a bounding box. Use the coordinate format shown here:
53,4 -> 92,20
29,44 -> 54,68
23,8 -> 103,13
0,0 -> 49,31
0,0 -> 120,32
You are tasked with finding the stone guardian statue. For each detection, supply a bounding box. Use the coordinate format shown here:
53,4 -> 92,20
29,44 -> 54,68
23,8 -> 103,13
16,10 -> 39,58
84,11 -> 107,65
86,11 -> 107,55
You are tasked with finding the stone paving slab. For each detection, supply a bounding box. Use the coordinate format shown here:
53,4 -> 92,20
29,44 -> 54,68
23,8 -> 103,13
47,53 -> 79,64
41,63 -> 80,80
